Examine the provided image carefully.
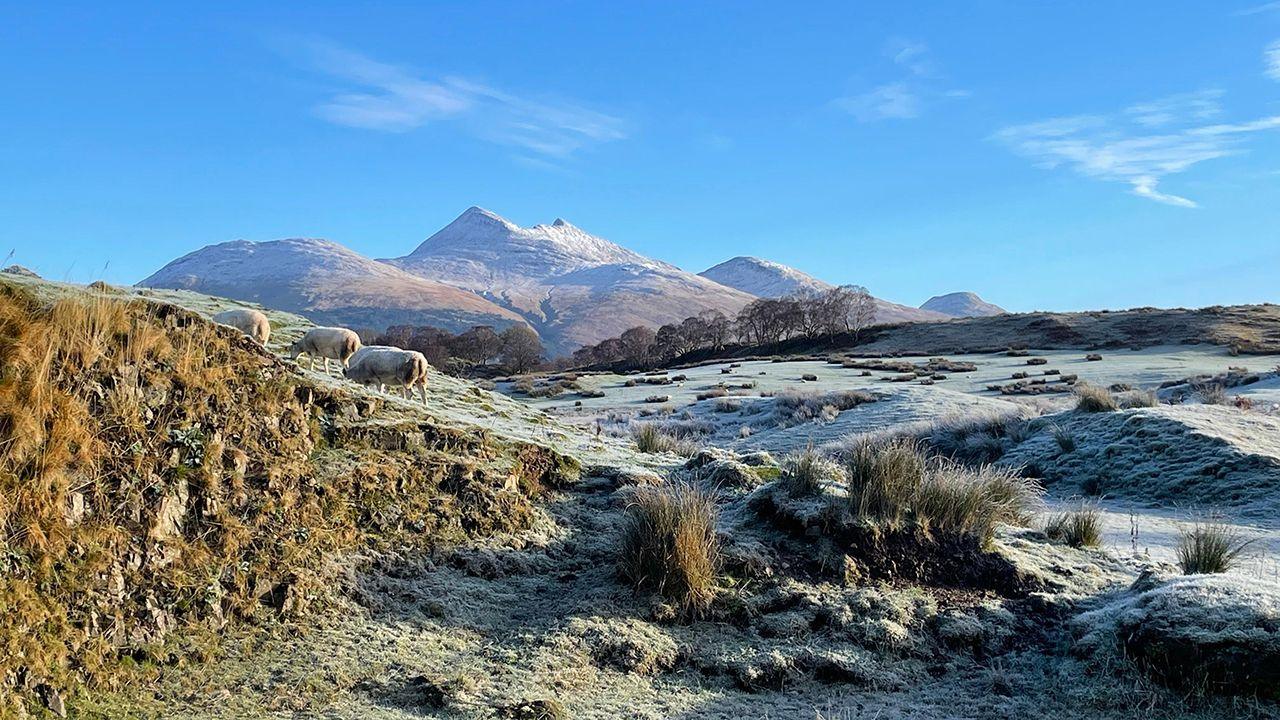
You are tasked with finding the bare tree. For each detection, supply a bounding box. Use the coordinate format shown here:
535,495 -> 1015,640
500,325 -> 543,372
845,285 -> 877,339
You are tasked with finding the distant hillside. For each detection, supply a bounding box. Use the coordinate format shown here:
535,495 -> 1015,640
139,237 -> 528,334
698,255 -> 947,324
852,304 -> 1280,355
386,207 -> 755,355
921,292 -> 1005,318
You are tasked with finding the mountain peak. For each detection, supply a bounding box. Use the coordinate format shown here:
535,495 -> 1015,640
920,291 -> 1006,317
699,256 -> 832,298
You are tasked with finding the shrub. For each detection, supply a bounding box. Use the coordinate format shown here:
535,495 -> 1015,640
1011,372 -> 1029,380
801,373 -> 818,382
1026,358 -> 1048,366
1075,384 -> 1118,412
1085,353 -> 1103,361
618,483 -> 720,613
632,424 -> 697,456
1006,348 -> 1029,357
780,447 -> 846,495
1044,506 -> 1102,548
644,394 -> 670,404
696,388 -> 728,401
1177,521 -> 1252,575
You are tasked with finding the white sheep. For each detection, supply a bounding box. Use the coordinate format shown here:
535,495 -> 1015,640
288,327 -> 362,374
344,346 -> 429,403
212,308 -> 270,345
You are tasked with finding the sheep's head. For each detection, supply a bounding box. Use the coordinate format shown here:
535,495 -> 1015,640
286,338 -> 304,359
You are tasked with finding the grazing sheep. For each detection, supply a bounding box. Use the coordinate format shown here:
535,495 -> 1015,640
344,346 -> 429,403
288,327 -> 361,373
212,308 -> 270,345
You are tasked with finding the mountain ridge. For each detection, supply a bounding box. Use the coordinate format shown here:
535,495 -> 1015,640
699,255 -> 948,324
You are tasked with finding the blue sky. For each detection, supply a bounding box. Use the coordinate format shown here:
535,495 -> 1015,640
3,1 -> 1279,312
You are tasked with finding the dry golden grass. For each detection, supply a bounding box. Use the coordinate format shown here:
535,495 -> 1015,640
618,482 -> 720,614
1074,383 -> 1118,413
0,280 -> 555,712
844,439 -> 1041,544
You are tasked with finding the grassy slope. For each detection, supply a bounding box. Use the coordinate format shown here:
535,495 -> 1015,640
0,276 -> 618,716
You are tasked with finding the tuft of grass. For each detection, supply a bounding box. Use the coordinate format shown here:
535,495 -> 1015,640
845,438 -> 928,525
631,424 -> 697,456
1044,505 -> 1103,548
844,439 -> 1041,543
618,483 -> 720,613
1051,424 -> 1076,452
1176,521 -> 1252,575
1075,383 -> 1118,412
1193,382 -> 1229,405
780,447 -> 846,496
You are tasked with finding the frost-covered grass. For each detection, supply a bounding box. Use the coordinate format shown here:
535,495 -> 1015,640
1044,505 -> 1103,548
1177,521 -> 1253,575
844,438 -> 1042,543
618,482 -> 720,613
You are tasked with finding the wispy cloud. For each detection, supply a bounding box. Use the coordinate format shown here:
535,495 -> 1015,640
285,39 -> 627,159
1235,1 -> 1280,15
1267,40 -> 1280,80
994,92 -> 1280,208
834,39 -> 966,123
835,82 -> 920,121
1123,89 -> 1222,127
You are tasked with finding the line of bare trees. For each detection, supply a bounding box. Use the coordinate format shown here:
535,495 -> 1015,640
365,323 -> 544,374
571,285 -> 876,368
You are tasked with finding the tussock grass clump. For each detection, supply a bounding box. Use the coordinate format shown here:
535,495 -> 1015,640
1044,505 -> 1103,548
1075,383 -> 1118,412
774,388 -> 875,427
780,447 -> 846,496
1193,382 -> 1229,405
845,439 -> 928,524
619,483 -> 720,613
844,439 -> 1041,543
632,424 -> 698,456
1177,521 -> 1252,575
1051,424 -> 1076,452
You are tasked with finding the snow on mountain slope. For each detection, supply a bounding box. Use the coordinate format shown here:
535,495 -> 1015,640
138,238 -> 528,333
387,207 -> 755,355
921,292 -> 1006,318
698,255 -> 947,324
699,256 -> 832,298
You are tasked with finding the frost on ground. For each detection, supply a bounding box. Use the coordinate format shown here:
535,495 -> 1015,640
1000,405 -> 1280,516
20,274 -> 1280,719
1072,573 -> 1280,697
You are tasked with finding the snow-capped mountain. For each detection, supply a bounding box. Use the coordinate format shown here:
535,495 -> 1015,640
920,292 -> 1005,318
385,207 -> 755,354
138,238 -> 527,333
699,256 -> 948,324
698,256 -> 831,298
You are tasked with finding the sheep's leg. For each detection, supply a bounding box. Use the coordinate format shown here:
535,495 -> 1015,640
378,383 -> 386,394
418,383 -> 428,405
323,357 -> 330,374
307,356 -> 315,371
